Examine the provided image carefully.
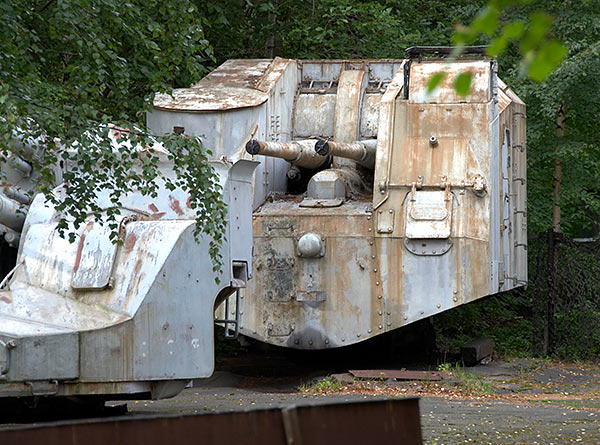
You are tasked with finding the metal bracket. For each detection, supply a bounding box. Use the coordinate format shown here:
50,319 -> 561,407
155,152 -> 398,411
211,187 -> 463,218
403,59 -> 411,99
404,45 -> 489,59
0,340 -> 16,379
267,323 -> 295,337
215,288 -> 241,339
376,209 -> 395,233
27,380 -> 59,396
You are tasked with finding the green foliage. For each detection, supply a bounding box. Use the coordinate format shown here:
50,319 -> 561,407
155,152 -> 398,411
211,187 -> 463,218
454,1 -> 567,81
454,72 -> 473,96
433,291 -> 533,358
449,363 -> 496,395
299,376 -> 343,393
283,0 -> 405,59
0,0 -> 227,273
520,4 -> 600,235
199,0 -> 483,62
426,72 -> 447,94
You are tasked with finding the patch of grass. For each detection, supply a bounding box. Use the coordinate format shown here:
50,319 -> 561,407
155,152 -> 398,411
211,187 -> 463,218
527,357 -> 553,373
299,376 -> 343,394
437,362 -> 453,372
448,363 -> 496,395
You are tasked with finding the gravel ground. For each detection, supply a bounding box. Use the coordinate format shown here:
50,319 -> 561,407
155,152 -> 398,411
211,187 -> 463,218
117,358 -> 600,444
3,358 -> 600,443
120,385 -> 599,443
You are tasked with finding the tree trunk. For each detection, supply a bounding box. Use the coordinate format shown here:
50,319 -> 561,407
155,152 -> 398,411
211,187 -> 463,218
544,105 -> 565,356
266,2 -> 277,58
552,105 -> 565,232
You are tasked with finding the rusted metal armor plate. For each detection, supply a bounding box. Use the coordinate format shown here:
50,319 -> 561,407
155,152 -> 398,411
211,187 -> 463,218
153,58 -> 292,112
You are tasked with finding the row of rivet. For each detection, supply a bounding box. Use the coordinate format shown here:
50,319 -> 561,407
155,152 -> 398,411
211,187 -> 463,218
370,230 -> 386,338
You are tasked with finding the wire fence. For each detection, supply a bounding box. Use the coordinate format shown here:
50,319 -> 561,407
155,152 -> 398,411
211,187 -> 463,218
530,230 -> 600,359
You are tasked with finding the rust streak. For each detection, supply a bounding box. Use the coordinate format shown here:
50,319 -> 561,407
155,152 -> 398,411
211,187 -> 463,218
0,295 -> 12,304
168,195 -> 184,216
124,232 -> 137,253
148,212 -> 166,221
73,233 -> 86,273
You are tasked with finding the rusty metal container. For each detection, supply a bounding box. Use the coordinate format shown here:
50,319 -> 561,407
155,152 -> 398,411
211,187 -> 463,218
148,53 -> 526,350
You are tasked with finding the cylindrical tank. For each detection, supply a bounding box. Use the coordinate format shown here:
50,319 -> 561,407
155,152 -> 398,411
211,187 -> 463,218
245,139 -> 330,169
314,139 -> 377,169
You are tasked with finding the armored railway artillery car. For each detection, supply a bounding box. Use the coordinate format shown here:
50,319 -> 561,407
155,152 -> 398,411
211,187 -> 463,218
0,126 -> 258,404
148,48 -> 527,350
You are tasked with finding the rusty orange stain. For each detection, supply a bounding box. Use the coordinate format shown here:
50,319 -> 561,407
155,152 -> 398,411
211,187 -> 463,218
0,295 -> 12,304
168,195 -> 184,216
148,212 -> 166,220
73,233 -> 86,273
124,232 -> 137,253
147,203 -> 166,219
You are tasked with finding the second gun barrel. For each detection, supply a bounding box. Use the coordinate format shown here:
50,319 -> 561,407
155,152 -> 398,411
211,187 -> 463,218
246,139 -> 329,169
314,139 -> 377,169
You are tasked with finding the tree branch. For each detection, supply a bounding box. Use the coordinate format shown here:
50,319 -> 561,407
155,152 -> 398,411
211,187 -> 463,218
38,0 -> 57,13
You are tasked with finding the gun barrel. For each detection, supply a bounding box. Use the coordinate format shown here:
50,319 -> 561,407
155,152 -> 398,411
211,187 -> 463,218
314,139 -> 377,169
0,192 -> 27,232
246,140 -> 329,169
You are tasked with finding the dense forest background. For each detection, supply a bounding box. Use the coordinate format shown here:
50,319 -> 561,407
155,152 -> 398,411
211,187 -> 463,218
2,0 -> 600,359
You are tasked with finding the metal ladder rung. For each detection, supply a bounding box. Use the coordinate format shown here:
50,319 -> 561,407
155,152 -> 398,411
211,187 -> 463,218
215,288 -> 241,339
